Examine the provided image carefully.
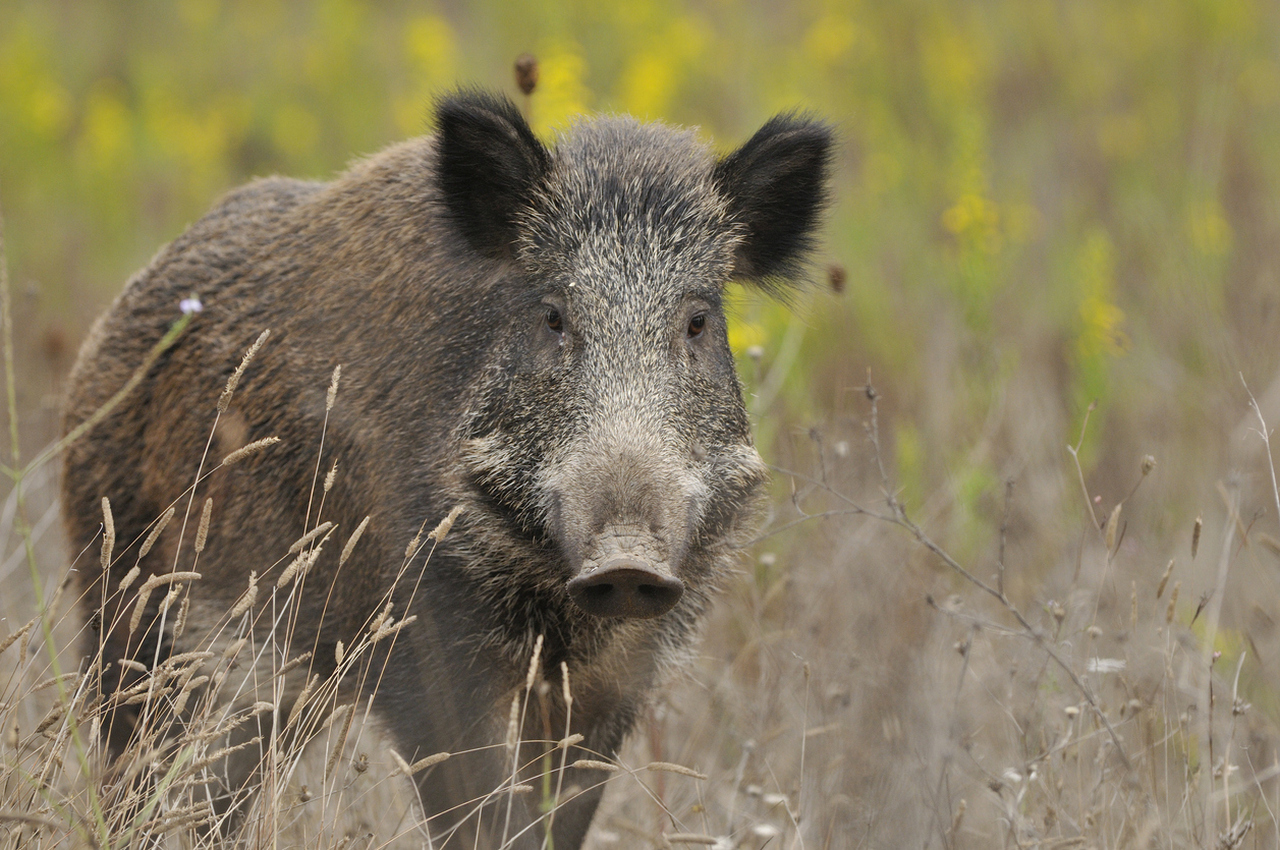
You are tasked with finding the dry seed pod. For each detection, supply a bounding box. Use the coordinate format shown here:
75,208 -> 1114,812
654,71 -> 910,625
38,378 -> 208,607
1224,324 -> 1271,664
1191,516 -> 1202,559
1104,503 -> 1121,553
828,263 -> 846,294
514,53 -> 539,95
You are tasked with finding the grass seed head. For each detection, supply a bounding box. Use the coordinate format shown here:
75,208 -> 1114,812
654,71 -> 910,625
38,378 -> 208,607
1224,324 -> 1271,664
406,751 -> 450,776
1157,558 -> 1174,598
221,436 -> 280,467
195,497 -> 213,554
229,572 -> 258,619
218,328 -> 270,413
339,515 -> 371,568
505,691 -> 520,753
288,674 -> 320,728
326,364 -> 341,411
0,617 -> 36,658
139,506 -> 176,559
1167,581 -> 1181,623
525,633 -> 544,692
428,505 -> 464,542
288,521 -> 334,555
117,564 -> 142,595
371,614 -> 416,643
130,586 -> 155,635
570,759 -> 618,772
645,761 -> 708,780
100,497 -> 115,570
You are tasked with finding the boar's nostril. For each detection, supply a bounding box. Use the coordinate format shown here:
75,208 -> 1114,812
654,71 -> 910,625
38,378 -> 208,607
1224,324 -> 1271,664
567,558 -> 684,619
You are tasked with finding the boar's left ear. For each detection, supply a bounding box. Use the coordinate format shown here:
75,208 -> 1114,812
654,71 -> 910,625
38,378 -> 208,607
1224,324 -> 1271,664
713,114 -> 833,285
436,90 -> 551,259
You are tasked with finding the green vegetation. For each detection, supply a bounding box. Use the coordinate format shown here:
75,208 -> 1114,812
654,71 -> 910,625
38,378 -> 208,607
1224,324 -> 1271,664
3,0 -> 1280,847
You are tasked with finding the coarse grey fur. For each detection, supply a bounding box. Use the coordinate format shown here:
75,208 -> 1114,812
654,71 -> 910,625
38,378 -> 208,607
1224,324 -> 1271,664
61,91 -> 831,848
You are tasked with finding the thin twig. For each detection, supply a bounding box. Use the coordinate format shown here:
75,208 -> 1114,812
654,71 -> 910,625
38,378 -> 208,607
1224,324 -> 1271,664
1242,374 -> 1280,530
998,479 -> 1014,598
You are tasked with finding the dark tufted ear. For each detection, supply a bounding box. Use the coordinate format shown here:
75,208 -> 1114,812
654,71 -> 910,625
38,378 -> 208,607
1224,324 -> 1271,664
436,91 -> 551,259
713,114 -> 833,285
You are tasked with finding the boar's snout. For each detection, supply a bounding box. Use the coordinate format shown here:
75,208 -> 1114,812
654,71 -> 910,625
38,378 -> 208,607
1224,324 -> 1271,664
567,557 -> 684,619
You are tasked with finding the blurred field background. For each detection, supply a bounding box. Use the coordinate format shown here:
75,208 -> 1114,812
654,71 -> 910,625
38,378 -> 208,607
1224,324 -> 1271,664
4,0 -> 1280,847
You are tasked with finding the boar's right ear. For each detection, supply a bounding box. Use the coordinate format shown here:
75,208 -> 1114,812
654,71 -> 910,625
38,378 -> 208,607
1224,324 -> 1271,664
436,91 -> 551,259
714,114 -> 833,287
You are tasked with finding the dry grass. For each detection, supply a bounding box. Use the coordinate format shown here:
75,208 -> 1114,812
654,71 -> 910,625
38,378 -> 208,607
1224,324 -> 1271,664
5,101 -> 1280,850
583,371 -> 1280,848
5,285 -> 1280,850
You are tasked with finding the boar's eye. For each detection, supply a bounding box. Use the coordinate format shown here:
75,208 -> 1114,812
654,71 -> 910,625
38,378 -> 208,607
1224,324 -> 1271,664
686,313 -> 707,339
545,307 -> 564,334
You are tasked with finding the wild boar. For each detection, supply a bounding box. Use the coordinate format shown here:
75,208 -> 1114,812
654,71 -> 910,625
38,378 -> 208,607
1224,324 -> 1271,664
62,90 -> 831,847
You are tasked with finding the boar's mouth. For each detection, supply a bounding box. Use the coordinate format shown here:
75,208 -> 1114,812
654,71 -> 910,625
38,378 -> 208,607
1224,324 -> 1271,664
565,524 -> 684,619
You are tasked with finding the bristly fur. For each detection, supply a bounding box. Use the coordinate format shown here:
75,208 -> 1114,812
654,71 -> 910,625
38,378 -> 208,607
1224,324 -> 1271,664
61,89 -> 832,849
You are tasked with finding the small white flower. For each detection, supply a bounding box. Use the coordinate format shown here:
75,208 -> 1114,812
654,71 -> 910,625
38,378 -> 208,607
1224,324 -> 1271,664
179,296 -> 203,315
